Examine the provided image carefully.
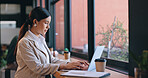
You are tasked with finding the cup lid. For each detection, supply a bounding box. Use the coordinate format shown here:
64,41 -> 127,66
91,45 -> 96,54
64,48 -> 69,52
95,58 -> 106,62
64,51 -> 70,53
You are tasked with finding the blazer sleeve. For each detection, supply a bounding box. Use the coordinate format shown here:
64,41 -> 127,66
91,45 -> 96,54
18,39 -> 60,75
44,42 -> 68,65
51,56 -> 68,65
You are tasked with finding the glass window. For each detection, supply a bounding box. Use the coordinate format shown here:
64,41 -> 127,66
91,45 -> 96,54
95,0 -> 129,62
26,6 -> 33,14
71,0 -> 88,54
0,4 -> 20,14
55,0 -> 65,51
37,0 -> 40,6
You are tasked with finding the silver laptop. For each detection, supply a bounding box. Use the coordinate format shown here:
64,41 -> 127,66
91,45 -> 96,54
87,46 -> 105,71
60,46 -> 104,72
60,46 -> 109,78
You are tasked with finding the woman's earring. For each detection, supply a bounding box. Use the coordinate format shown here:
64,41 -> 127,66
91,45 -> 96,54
34,24 -> 37,27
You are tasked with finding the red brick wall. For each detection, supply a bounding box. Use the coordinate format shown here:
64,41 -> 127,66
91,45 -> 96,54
55,0 -> 128,50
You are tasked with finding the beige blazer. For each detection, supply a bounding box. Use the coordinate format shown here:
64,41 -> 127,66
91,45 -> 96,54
15,31 -> 66,78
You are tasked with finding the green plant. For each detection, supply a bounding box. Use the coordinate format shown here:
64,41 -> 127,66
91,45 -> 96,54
0,49 -> 8,69
96,18 -> 128,49
130,50 -> 148,71
96,18 -> 128,61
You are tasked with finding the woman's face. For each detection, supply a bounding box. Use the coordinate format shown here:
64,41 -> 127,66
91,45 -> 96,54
36,16 -> 51,36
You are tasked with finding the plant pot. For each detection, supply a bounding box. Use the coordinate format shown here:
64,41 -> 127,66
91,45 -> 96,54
134,68 -> 148,78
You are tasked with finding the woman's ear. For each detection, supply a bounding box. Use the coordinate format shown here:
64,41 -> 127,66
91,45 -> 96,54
33,19 -> 38,25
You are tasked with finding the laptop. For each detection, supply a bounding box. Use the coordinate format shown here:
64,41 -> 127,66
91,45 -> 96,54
61,46 -> 105,72
61,46 -> 110,77
87,46 -> 105,71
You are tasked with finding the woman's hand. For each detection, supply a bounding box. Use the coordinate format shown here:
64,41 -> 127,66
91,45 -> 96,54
60,61 -> 82,70
79,61 -> 89,70
59,61 -> 89,70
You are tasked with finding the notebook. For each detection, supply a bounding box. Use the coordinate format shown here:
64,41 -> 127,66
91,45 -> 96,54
61,70 -> 110,78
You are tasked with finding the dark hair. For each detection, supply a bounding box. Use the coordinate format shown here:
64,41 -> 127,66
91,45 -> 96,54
14,7 -> 51,55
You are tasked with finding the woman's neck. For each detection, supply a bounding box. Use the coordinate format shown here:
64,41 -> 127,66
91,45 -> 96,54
30,28 -> 40,37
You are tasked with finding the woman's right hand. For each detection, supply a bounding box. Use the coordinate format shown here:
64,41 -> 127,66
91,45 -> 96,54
59,61 -> 84,70
65,61 -> 83,70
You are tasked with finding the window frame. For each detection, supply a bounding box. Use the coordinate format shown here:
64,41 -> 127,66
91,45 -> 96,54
64,0 -> 129,74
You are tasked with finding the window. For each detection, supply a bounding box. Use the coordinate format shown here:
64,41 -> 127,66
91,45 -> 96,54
95,0 -> 129,62
26,6 -> 33,14
55,0 -> 65,51
71,0 -> 88,55
0,4 -> 20,14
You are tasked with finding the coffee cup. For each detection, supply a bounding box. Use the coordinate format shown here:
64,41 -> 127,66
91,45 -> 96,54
64,51 -> 70,60
95,58 -> 106,72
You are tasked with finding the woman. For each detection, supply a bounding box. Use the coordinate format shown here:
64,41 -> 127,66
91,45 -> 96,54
14,7 -> 88,78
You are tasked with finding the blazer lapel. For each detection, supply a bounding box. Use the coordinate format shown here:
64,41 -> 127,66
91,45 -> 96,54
24,31 -> 50,61
43,43 -> 52,63
26,38 -> 47,57
34,41 -> 47,57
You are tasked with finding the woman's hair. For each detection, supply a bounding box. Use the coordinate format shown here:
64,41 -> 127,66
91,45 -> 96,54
14,7 -> 51,55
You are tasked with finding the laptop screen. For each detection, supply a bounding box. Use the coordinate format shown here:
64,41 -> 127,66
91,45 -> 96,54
87,46 -> 105,71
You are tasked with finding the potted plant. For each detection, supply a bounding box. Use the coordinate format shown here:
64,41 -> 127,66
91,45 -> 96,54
130,50 -> 148,78
0,49 -> 8,69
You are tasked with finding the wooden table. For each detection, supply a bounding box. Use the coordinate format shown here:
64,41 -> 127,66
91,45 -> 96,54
54,54 -> 133,78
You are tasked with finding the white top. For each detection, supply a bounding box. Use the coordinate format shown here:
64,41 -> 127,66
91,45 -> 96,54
28,30 -> 49,63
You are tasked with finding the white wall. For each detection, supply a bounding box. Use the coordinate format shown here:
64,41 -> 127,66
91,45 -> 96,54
1,28 -> 20,45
